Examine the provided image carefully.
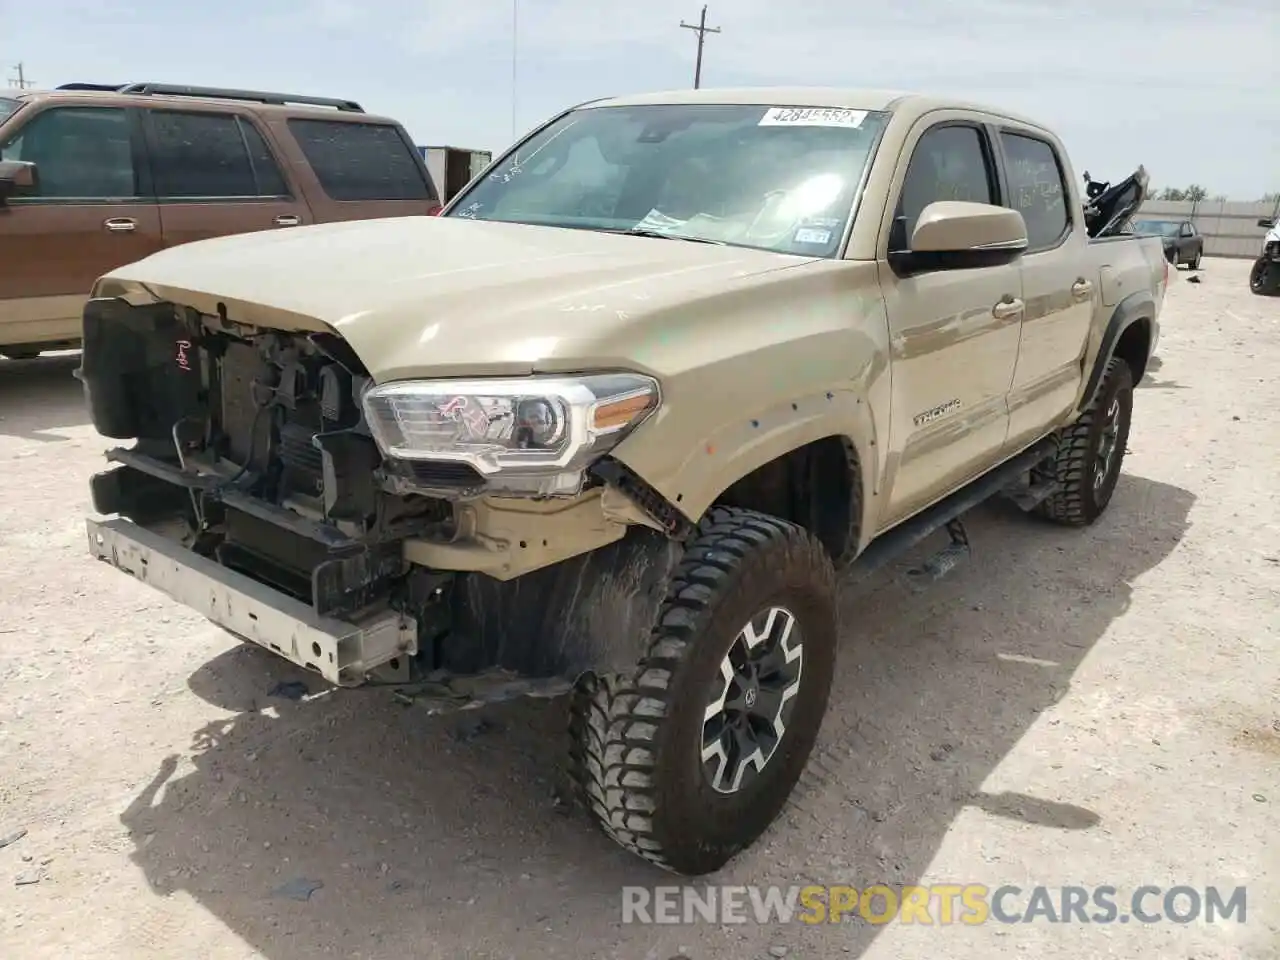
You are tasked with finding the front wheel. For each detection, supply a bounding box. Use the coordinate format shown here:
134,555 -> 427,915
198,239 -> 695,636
569,506 -> 838,876
1250,257 -> 1279,296
1033,357 -> 1134,527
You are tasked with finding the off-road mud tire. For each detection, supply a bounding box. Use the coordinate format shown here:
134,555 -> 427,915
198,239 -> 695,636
567,506 -> 838,876
1033,356 -> 1134,527
1250,257 -> 1279,296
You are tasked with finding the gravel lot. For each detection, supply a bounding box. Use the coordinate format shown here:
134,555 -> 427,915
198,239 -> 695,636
0,257 -> 1276,960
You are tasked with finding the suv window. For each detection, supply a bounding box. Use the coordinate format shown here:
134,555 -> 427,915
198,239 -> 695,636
149,111 -> 289,199
893,124 -> 994,250
287,119 -> 435,202
999,132 -> 1070,250
0,106 -> 137,199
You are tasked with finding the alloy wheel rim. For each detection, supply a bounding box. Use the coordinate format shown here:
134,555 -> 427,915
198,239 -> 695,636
701,606 -> 804,795
1094,396 -> 1122,490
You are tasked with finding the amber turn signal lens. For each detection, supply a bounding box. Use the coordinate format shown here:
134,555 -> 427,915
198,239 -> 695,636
592,392 -> 656,432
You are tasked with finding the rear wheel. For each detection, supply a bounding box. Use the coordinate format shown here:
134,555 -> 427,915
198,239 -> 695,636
1251,257 -> 1279,296
1190,249 -> 1202,270
568,506 -> 838,876
1033,357 -> 1134,527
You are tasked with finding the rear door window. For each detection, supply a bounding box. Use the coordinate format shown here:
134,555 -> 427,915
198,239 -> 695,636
287,119 -> 437,202
0,106 -> 138,199
148,110 -> 290,199
999,132 -> 1071,251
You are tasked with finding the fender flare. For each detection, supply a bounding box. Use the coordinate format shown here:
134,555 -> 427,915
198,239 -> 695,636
1077,290 -> 1155,413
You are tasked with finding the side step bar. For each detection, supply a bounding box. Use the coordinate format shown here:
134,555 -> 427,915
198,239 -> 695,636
846,438 -> 1058,585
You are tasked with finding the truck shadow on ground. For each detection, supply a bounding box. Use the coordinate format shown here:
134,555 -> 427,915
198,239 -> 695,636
0,353 -> 87,441
120,473 -> 1195,960
1136,356 -> 1186,392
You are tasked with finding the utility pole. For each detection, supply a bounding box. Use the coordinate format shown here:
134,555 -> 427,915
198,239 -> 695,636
510,0 -> 518,141
8,63 -> 34,89
679,5 -> 720,89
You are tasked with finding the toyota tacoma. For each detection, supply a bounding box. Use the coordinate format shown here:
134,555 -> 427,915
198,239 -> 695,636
81,87 -> 1167,876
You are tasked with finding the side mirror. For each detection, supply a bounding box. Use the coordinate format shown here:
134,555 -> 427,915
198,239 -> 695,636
0,160 -> 38,203
892,201 -> 1028,275
1259,218 -> 1277,229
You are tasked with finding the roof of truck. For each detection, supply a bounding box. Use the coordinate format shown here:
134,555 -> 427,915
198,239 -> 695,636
587,86 -> 1051,132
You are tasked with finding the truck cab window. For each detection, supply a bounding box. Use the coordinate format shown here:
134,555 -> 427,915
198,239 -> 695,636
999,132 -> 1070,251
0,106 -> 136,199
892,125 -> 994,251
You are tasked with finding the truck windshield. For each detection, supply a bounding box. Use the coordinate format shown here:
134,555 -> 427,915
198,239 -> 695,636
0,98 -> 20,124
445,103 -> 889,257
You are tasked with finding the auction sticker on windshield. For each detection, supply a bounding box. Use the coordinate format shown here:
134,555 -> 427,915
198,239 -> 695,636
758,107 -> 867,128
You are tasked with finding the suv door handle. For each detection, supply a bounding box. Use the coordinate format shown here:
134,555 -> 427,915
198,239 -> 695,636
1071,279 -> 1094,299
103,217 -> 137,233
272,215 -> 301,227
992,297 -> 1024,320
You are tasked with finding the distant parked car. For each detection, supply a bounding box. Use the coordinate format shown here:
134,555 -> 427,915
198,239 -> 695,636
1130,218 -> 1204,270
0,81 -> 442,360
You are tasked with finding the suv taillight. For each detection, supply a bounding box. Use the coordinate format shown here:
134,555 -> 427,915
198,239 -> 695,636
427,203 -> 443,216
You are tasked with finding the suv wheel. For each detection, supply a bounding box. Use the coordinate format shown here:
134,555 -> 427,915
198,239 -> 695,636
568,506 -> 837,876
1033,357 -> 1134,527
1191,249 -> 1202,270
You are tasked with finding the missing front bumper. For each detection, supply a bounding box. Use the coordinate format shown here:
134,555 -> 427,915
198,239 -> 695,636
85,517 -> 417,687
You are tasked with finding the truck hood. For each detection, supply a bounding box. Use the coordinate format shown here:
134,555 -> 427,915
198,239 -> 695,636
95,216 -> 819,381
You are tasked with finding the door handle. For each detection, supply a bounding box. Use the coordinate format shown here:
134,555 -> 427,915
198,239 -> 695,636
103,217 -> 137,233
992,297 -> 1024,320
272,214 -> 301,227
1071,279 -> 1094,300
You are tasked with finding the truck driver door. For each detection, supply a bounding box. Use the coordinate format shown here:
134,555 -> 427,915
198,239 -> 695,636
876,119 -> 1022,530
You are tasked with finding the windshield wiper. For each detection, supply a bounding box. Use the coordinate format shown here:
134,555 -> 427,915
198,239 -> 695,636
606,227 -> 727,245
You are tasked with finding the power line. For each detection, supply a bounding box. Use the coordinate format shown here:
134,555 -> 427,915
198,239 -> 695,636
7,62 -> 35,89
679,5 -> 720,90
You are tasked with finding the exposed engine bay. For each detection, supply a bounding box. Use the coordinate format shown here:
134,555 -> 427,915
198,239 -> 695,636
79,297 -> 679,691
82,299 -> 458,616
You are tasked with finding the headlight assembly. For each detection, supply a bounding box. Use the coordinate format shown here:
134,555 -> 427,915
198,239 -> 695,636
360,372 -> 660,497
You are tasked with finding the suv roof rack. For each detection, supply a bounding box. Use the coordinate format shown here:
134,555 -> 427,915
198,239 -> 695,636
54,81 -> 363,112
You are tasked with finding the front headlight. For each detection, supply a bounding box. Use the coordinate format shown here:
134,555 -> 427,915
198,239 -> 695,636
360,372 -> 660,497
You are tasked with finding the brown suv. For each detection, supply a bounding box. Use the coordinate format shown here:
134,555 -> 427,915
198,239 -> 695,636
0,82 -> 442,359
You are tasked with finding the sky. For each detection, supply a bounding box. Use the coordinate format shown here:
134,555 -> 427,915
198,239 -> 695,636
3,0 -> 1277,199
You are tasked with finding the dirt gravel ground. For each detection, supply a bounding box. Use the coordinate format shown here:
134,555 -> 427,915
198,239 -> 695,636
0,257 -> 1277,960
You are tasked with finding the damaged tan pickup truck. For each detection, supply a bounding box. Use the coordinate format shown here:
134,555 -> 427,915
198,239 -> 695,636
81,87 -> 1167,876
